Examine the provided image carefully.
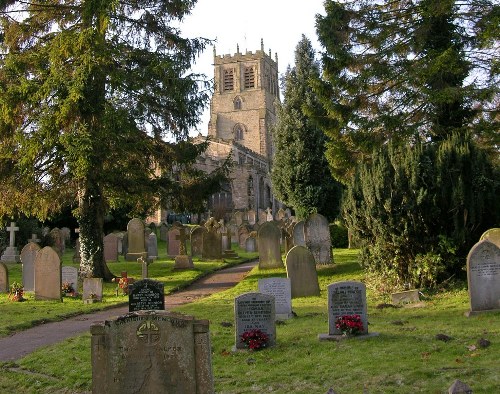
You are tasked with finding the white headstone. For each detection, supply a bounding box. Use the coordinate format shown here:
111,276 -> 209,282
258,278 -> 293,320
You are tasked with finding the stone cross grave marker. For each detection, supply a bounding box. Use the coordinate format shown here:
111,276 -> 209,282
29,233 -> 41,244
257,221 -> 283,269
304,213 -> 332,265
0,262 -> 8,293
234,292 -> 276,350
61,266 -> 79,295
465,239 -> 500,316
34,246 -> 62,301
222,227 -> 238,258
20,242 -> 41,292
128,278 -> 165,312
90,310 -> 214,394
202,219 -> 222,260
319,281 -> 372,340
83,278 -> 103,303
104,233 -> 119,262
1,221 -> 21,263
258,278 -> 293,320
285,245 -> 321,298
125,218 -> 147,261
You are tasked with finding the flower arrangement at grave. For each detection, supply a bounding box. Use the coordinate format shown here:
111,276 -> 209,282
112,276 -> 132,295
8,281 -> 24,302
240,329 -> 269,350
335,314 -> 364,336
61,282 -> 76,296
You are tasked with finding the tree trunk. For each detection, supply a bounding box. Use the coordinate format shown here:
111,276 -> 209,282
78,181 -> 114,280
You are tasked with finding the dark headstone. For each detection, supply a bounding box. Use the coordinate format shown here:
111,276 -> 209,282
129,279 -> 165,312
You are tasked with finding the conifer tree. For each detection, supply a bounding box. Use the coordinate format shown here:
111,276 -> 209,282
0,0 -> 227,279
271,36 -> 342,220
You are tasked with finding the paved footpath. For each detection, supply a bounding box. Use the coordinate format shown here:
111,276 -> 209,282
0,259 -> 257,362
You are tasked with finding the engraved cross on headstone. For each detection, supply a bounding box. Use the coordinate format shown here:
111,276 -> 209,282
175,226 -> 187,255
6,222 -> 19,247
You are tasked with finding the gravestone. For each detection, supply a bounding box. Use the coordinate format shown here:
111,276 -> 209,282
104,233 -> 119,262
190,226 -> 206,258
147,233 -> 158,260
258,209 -> 267,224
28,233 -> 41,244
257,222 -> 283,269
319,281 -> 370,340
128,278 -> 165,312
202,219 -> 222,260
247,209 -> 256,225
1,222 -> 21,263
285,246 -> 321,298
266,207 -> 273,221
159,223 -> 169,242
276,208 -> 286,221
0,262 -> 8,293
221,226 -> 238,259
479,228 -> 500,247
448,379 -> 473,394
83,278 -> 103,303
229,223 -> 239,244
258,278 -> 293,320
304,213 -> 332,265
293,221 -> 306,247
234,292 -> 276,349
125,218 -> 147,261
167,223 -> 183,257
234,211 -> 244,226
391,290 -> 420,305
245,235 -> 257,253
90,310 -> 214,394
60,227 -> 71,246
50,227 -> 65,257
116,232 -> 124,255
238,225 -> 251,249
61,266 -> 79,295
21,242 -> 41,292
174,226 -> 194,269
465,240 -> 500,316
34,246 -> 62,301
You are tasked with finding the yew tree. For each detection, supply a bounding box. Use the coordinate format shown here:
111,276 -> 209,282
0,0 -> 223,279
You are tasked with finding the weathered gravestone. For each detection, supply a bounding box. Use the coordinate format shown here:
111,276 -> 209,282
234,211 -> 244,226
258,209 -> 267,224
90,310 -> 214,394
49,227 -> 65,257
319,281 -> 375,340
258,278 -> 293,320
190,226 -> 206,258
234,292 -> 276,349
62,266 -> 79,295
129,278 -> 165,312
34,246 -> 62,301
147,233 -> 158,260
1,222 -> 21,263
304,213 -> 333,265
174,226 -> 194,269
257,222 -> 284,269
202,219 -> 222,260
21,242 -> 41,292
245,234 -> 257,253
104,233 -> 119,262
292,221 -> 306,247
167,223 -> 183,257
83,278 -> 103,303
0,262 -> 8,293
465,240 -> 500,316
238,225 -> 251,249
285,245 -> 321,298
480,228 -> 500,247
247,209 -> 256,225
125,218 -> 147,261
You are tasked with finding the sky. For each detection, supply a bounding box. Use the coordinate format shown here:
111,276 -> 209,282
178,0 -> 327,136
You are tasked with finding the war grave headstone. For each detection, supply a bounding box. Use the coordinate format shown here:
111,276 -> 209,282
50,227 -> 65,257
90,310 -> 214,394
34,246 -> 62,301
174,226 -> 194,269
147,232 -> 158,260
202,218 -> 222,260
1,221 -> 21,263
465,240 -> 500,316
21,242 -> 41,292
257,221 -> 284,269
258,278 -> 293,320
104,233 -> 119,262
292,221 -> 306,247
319,281 -> 377,341
304,213 -> 333,265
128,278 -> 165,312
190,226 -> 206,258
245,234 -> 257,253
0,262 -> 8,293
83,278 -> 103,304
234,292 -> 276,350
480,228 -> 500,247
247,209 -> 257,225
61,266 -> 79,295
125,218 -> 147,261
285,245 -> 321,298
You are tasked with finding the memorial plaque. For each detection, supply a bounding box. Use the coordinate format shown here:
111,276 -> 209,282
129,279 -> 165,312
258,278 -> 292,319
234,292 -> 276,349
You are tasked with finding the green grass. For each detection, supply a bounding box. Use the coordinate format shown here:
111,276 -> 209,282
1,248 -> 499,394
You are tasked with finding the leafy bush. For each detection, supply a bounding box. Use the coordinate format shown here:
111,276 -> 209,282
329,223 -> 348,248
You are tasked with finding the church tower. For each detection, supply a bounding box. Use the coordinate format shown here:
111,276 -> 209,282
208,40 -> 280,161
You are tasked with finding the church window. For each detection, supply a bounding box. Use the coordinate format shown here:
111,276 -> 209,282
234,96 -> 242,110
244,66 -> 255,89
224,69 -> 234,91
234,123 -> 244,141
